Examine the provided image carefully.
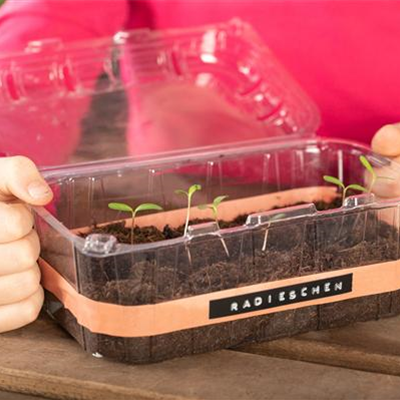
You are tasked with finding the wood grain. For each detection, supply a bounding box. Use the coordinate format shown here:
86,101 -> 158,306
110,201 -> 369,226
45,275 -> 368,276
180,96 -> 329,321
238,315 -> 400,376
0,392 -> 48,400
3,315 -> 400,400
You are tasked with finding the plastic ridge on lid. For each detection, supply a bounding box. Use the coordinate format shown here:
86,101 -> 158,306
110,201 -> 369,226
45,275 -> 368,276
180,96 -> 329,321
0,19 -> 319,158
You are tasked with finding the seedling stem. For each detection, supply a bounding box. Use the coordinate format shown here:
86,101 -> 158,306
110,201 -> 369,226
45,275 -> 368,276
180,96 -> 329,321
175,184 -> 202,236
199,195 -> 229,256
108,202 -> 163,244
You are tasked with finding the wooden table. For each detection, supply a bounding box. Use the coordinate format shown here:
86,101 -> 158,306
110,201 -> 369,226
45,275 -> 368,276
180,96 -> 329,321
2,312 -> 400,400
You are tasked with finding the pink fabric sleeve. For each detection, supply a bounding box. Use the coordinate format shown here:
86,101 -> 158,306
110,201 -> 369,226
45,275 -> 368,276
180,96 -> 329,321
0,0 -> 128,166
0,0 -> 128,51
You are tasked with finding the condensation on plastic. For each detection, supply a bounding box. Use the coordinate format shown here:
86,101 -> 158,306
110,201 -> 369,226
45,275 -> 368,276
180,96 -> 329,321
0,19 -> 320,166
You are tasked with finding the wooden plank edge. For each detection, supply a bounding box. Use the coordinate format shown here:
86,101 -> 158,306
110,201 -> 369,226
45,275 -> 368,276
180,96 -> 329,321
235,338 -> 400,377
0,391 -> 48,400
0,367 -> 196,400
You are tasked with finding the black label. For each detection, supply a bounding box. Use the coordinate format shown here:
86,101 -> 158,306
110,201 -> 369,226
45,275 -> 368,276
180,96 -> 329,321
209,274 -> 353,319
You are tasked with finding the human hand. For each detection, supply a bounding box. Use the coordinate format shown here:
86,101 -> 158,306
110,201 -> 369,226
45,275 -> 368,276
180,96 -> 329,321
0,156 -> 53,333
370,123 -> 400,198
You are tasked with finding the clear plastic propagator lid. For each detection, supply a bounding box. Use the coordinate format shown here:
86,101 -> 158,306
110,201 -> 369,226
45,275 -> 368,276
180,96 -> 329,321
0,19 -> 320,169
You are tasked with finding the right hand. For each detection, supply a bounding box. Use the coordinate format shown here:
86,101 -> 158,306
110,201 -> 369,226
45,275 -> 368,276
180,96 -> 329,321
370,123 -> 400,198
0,156 -> 53,333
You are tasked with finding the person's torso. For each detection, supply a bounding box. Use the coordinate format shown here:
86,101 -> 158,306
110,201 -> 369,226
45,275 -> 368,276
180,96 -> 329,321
125,0 -> 400,144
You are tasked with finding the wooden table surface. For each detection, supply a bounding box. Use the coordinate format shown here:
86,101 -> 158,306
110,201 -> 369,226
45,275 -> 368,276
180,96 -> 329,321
2,312 -> 400,400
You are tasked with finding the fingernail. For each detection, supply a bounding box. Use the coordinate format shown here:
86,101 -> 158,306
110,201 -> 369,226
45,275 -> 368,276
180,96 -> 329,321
28,181 -> 51,199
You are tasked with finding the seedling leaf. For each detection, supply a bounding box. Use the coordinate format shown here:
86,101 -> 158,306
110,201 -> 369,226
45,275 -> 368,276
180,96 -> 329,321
108,202 -> 162,245
188,184 -> 202,197
346,184 -> 368,193
360,155 -> 376,177
134,203 -> 163,214
198,204 -> 209,210
108,202 -> 133,213
175,189 -> 187,196
323,175 -> 345,189
213,195 -> 229,207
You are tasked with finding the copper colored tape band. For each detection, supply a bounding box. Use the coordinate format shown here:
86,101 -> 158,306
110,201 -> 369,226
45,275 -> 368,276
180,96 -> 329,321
39,258 -> 400,337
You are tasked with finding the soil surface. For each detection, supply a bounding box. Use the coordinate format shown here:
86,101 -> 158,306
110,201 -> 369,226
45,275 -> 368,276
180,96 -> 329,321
77,196 -> 396,307
81,198 -> 343,245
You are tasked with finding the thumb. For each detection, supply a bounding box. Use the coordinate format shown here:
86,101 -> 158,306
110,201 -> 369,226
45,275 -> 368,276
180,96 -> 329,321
371,123 -> 400,156
0,156 -> 53,206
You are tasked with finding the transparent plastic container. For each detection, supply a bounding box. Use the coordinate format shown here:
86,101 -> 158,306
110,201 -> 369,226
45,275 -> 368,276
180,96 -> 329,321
0,18 -> 319,166
2,20 -> 400,363
35,139 -> 400,362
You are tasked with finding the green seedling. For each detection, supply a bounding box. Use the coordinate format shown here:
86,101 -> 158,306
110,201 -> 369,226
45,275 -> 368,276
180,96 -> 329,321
262,213 -> 286,252
323,176 -> 367,205
175,184 -> 202,236
198,195 -> 229,228
198,195 -> 229,256
108,202 -> 163,244
359,155 -> 394,192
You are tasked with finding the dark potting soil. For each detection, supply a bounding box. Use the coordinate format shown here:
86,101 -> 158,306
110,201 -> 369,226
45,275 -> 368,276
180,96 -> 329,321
83,216 -> 241,245
77,198 -> 343,305
78,196 -> 397,307
81,198 -> 343,245
64,197 -> 400,364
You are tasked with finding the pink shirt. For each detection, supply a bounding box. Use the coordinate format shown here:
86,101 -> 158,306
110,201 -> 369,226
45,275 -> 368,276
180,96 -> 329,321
0,0 -> 399,163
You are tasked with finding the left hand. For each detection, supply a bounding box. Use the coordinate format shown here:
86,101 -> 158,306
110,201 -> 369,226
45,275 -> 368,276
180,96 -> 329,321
370,123 -> 400,198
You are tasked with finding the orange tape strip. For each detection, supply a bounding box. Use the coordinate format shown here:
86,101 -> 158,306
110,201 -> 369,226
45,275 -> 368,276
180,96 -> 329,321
39,258 -> 400,337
